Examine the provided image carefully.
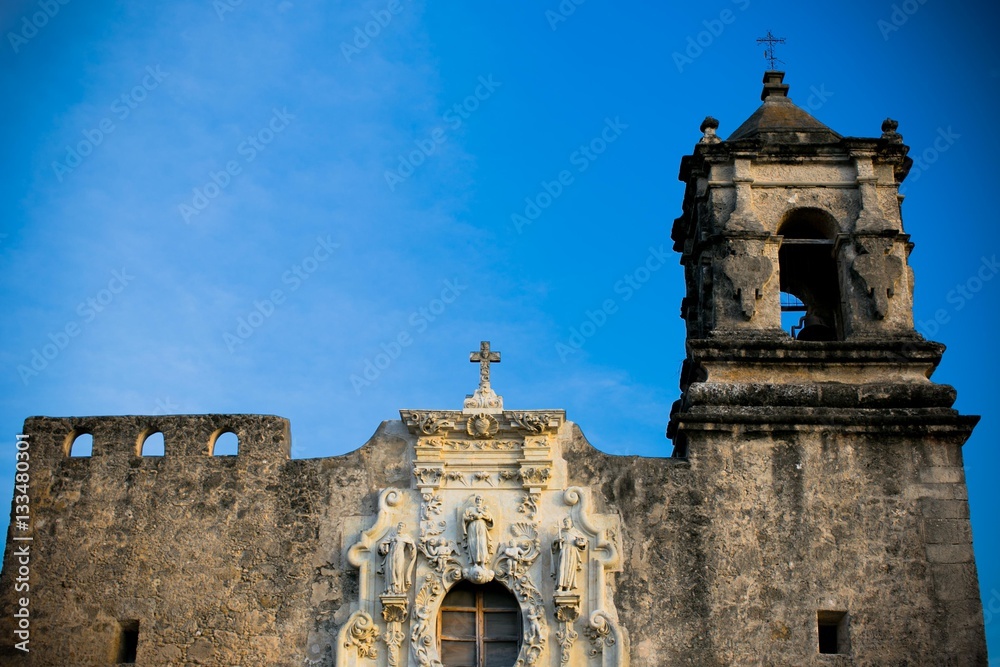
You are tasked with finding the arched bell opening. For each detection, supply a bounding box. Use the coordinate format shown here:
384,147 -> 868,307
778,208 -> 842,341
438,579 -> 521,667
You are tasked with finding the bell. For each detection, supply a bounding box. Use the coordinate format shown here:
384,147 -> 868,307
796,313 -> 836,341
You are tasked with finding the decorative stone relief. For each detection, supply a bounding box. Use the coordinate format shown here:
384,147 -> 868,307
720,251 -> 774,320
510,412 -> 559,434
342,611 -> 380,661
852,237 -> 903,319
404,412 -> 455,436
413,466 -> 442,487
467,413 -> 500,439
339,345 -> 626,666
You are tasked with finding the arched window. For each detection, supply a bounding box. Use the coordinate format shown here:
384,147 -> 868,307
211,430 -> 239,456
778,208 -> 841,341
139,431 -> 164,456
438,580 -> 521,667
69,431 -> 93,457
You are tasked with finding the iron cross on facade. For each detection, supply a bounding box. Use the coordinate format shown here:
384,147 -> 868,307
470,341 -> 500,389
757,30 -> 786,70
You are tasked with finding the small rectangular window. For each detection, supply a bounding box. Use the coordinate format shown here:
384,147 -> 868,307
817,610 -> 849,655
117,619 -> 139,664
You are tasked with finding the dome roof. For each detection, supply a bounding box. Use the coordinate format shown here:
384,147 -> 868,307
727,71 -> 841,144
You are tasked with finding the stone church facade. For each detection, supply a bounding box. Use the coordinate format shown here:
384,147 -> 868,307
0,71 -> 988,666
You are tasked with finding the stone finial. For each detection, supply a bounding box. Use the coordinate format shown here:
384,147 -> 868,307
464,341 -> 503,413
760,70 -> 789,100
699,116 -> 721,144
881,118 -> 902,143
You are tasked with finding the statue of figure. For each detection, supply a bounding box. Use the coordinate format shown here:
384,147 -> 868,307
420,535 -> 454,574
378,522 -> 416,594
462,495 -> 494,566
552,517 -> 587,592
526,606 -> 544,646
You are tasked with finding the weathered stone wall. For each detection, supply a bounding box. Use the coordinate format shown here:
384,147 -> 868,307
565,425 -> 985,666
0,410 -> 986,665
0,415 -> 405,666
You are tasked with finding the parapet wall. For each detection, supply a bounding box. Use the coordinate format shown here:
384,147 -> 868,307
0,414 -> 305,666
22,414 -> 291,460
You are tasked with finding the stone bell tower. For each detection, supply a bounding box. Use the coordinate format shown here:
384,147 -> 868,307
667,71 -> 988,663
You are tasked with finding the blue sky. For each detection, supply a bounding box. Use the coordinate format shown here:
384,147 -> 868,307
1,0 -> 999,656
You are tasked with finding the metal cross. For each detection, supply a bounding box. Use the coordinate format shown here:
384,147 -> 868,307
470,341 -> 500,388
756,31 -> 786,70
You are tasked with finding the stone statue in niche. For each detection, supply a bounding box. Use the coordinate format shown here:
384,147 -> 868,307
552,517 -> 588,592
378,522 -> 416,595
462,495 -> 495,583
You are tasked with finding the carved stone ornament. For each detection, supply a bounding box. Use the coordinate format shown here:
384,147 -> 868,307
467,413 -> 500,439
340,397 -> 627,667
699,116 -> 721,144
510,412 -> 557,434
380,595 -> 408,667
720,251 -> 774,319
555,593 -> 582,665
881,117 -> 902,143
413,466 -> 442,487
851,237 -> 903,319
405,411 -> 453,436
343,611 -> 380,660
521,466 -> 552,486
584,611 -> 616,657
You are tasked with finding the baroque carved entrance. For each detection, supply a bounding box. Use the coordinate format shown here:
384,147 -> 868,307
336,343 -> 628,667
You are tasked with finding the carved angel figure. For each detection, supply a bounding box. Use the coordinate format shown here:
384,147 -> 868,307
552,517 -> 587,592
378,522 -> 416,595
462,495 -> 494,566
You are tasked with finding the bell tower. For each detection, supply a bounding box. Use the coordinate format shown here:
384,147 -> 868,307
667,70 -> 987,663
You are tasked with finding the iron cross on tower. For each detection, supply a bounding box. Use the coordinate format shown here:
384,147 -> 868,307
470,341 -> 500,389
757,30 -> 786,70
